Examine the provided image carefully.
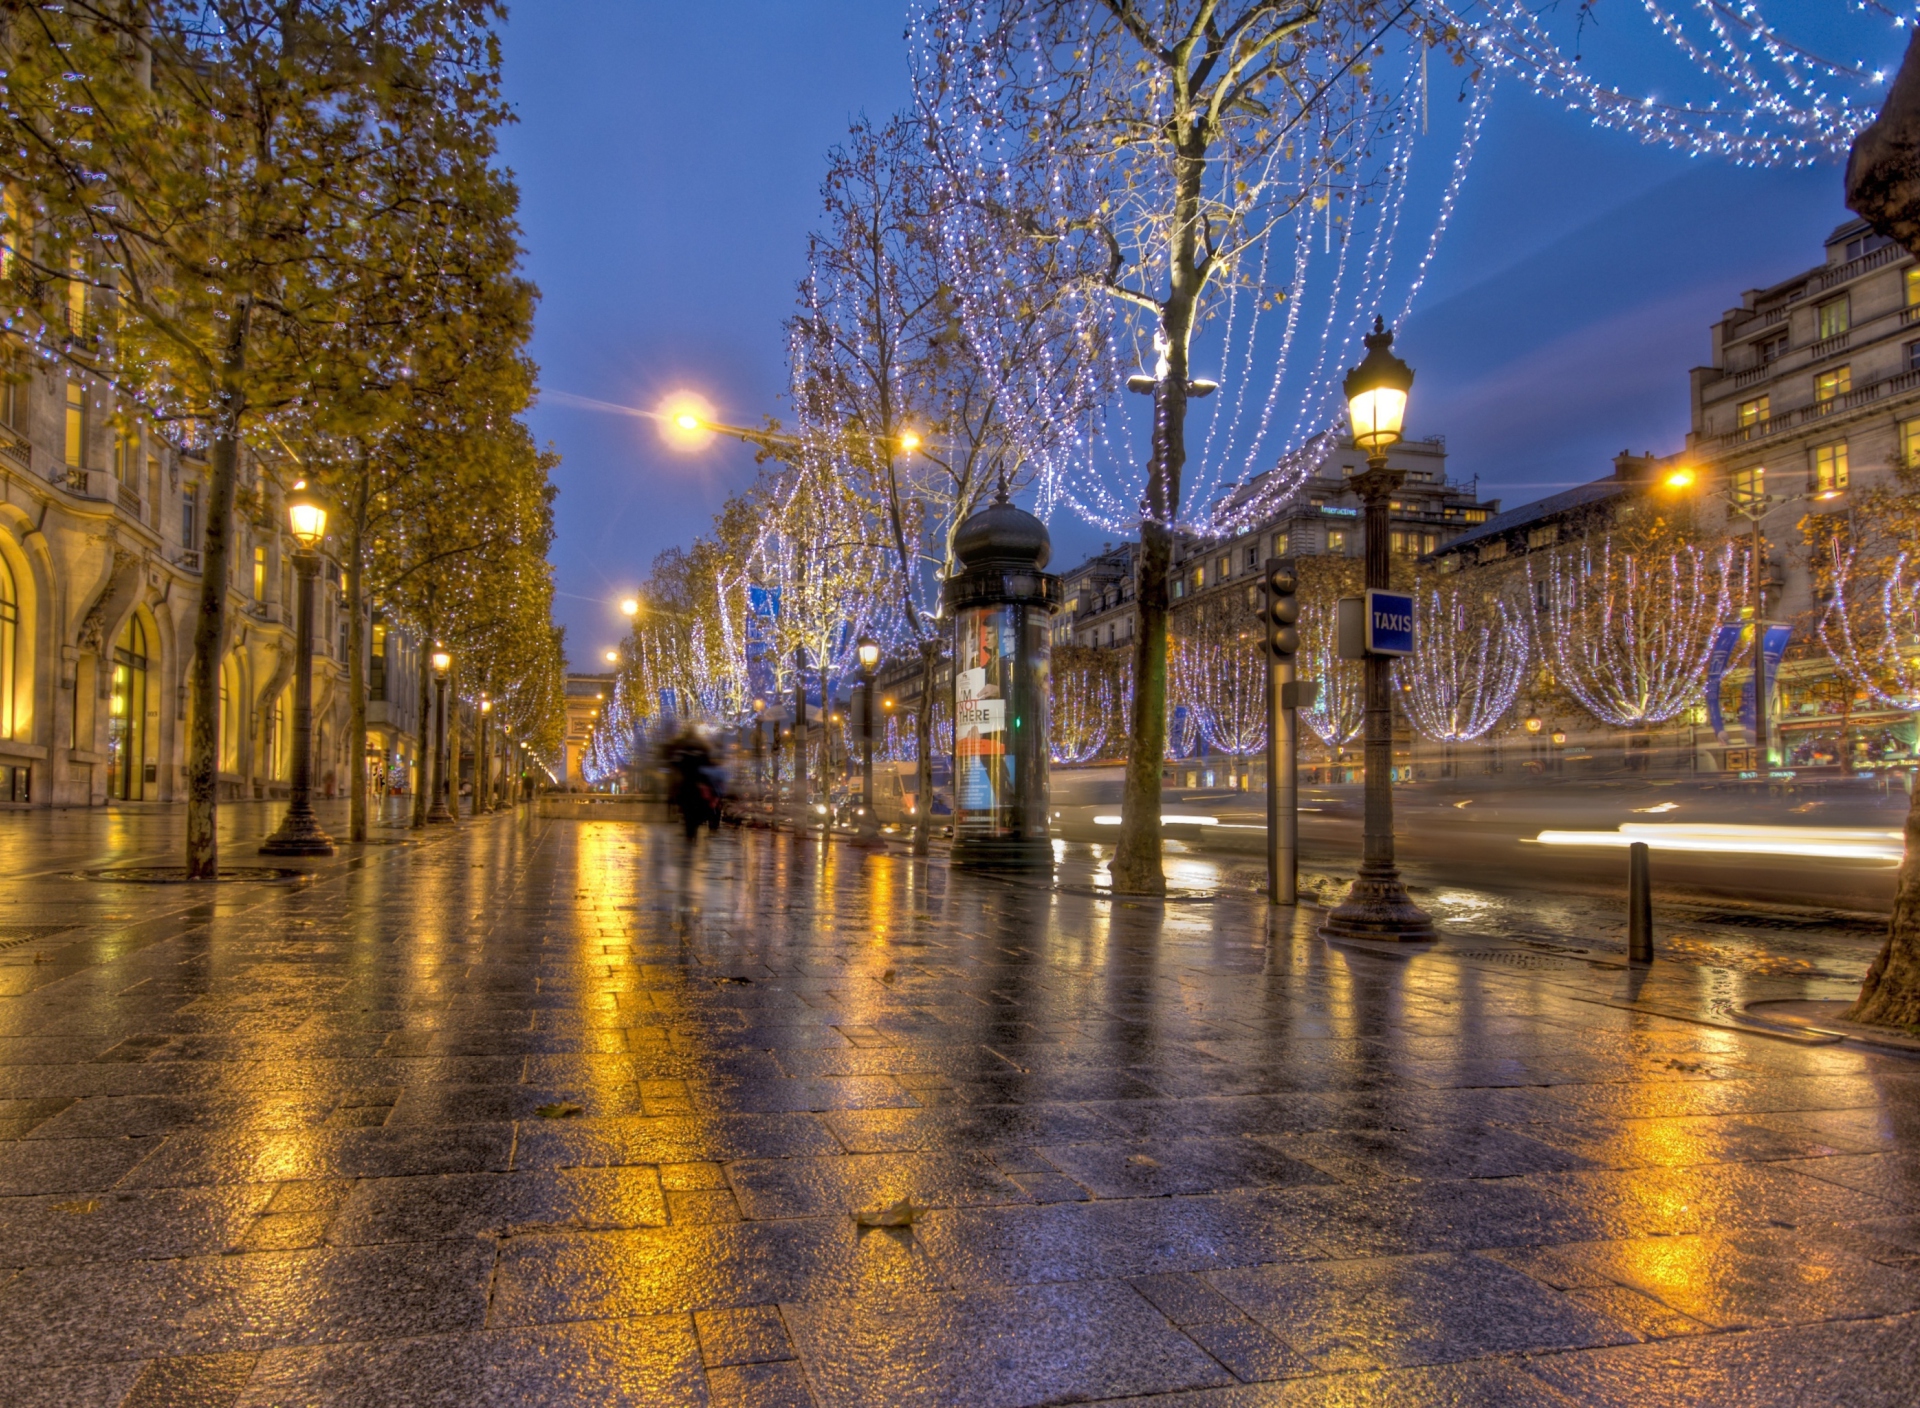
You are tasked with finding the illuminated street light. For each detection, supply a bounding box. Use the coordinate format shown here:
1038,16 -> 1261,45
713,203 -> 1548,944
1323,318 -> 1432,942
899,430 -> 921,452
604,650 -> 619,664
426,651 -> 455,824
620,597 -> 640,617
261,483 -> 335,856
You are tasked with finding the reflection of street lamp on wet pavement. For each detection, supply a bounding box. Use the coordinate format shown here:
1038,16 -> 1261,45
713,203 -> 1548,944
1322,319 -> 1434,943
427,650 -> 455,823
261,484 -> 336,857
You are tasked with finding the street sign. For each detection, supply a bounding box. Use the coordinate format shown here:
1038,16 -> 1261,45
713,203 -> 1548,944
1364,589 -> 1414,656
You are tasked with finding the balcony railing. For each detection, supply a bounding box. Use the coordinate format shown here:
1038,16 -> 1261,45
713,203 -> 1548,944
116,483 -> 140,515
177,549 -> 201,573
1707,365 -> 1920,447
0,425 -> 27,471
1808,331 -> 1850,361
1816,239 -> 1905,291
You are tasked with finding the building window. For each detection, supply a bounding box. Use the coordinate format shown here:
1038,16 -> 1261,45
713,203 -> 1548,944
252,545 -> 266,602
1171,577 -> 1185,600
1811,442 -> 1849,493
0,549 -> 16,741
107,614 -> 148,801
1436,555 -> 1459,575
1732,465 -> 1765,505
1214,554 -> 1230,580
0,356 -> 18,430
1738,395 -> 1769,431
1245,584 -> 1258,610
1845,231 -> 1892,261
66,251 -> 86,333
1461,509 -> 1489,524
1904,419 -> 1920,470
1327,529 -> 1348,555
1814,366 -> 1850,405
1477,540 -> 1508,565
1270,531 -> 1289,559
182,482 -> 199,549
1528,525 -> 1557,550
1817,296 -> 1850,340
1757,332 -> 1788,366
1190,566 -> 1204,593
63,377 -> 84,467
112,423 -> 137,484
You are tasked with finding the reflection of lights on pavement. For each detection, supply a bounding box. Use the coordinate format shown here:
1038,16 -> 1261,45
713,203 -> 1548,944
1094,814 -> 1219,826
1632,802 -> 1680,814
1533,823 -> 1902,862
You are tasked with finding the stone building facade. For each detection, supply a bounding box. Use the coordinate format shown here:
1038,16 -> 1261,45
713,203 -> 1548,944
0,352 -> 422,808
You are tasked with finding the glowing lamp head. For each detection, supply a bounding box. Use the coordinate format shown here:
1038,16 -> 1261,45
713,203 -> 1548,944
604,650 -> 619,664
480,698 -> 492,714
1524,716 -> 1543,734
620,597 -> 640,617
1343,317 -> 1414,455
899,430 -> 921,453
285,482 -> 328,549
659,392 -> 716,450
1663,467 -> 1697,491
431,650 -> 451,677
856,636 -> 880,672
1551,730 -> 1568,746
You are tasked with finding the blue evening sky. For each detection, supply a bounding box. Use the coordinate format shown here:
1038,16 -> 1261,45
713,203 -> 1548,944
499,3 -> 1896,668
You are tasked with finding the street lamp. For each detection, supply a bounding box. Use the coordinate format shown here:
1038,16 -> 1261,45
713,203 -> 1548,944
1322,318 -> 1434,942
426,649 -> 454,823
620,596 -> 640,617
856,636 -> 881,839
262,483 -> 336,856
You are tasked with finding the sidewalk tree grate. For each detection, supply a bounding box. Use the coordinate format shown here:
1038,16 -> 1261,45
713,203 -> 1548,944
1448,948 -> 1591,970
72,867 -> 315,884
0,925 -> 75,948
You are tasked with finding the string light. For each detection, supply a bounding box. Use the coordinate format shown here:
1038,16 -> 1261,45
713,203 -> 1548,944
1538,537 -> 1742,727
1819,539 -> 1920,710
1394,586 -> 1530,742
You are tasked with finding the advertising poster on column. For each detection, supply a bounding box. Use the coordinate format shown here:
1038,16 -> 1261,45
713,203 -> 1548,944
955,607 -> 1012,828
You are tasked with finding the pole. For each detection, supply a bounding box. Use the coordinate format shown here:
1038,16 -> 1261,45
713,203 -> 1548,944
1267,605 -> 1296,907
426,675 -> 453,823
1321,459 -> 1433,941
476,707 -> 490,813
1628,841 -> 1653,963
859,669 -> 878,838
792,649 -> 808,825
261,552 -> 334,855
1751,511 -> 1769,768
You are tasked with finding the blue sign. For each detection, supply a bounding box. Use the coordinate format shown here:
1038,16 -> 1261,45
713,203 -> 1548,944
1365,590 -> 1414,657
1703,624 -> 1743,736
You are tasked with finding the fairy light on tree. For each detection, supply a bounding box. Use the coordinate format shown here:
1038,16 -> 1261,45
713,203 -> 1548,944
1395,585 -> 1530,742
1171,615 -> 1267,784
1814,505 -> 1920,713
1051,645 -> 1122,764
1538,535 -> 1741,729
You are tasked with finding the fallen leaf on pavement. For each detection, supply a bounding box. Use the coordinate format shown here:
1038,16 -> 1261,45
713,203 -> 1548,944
854,1197 -> 922,1229
535,1102 -> 583,1119
53,1199 -> 97,1214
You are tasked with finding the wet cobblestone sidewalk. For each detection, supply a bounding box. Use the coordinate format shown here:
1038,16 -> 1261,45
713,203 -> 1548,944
0,808 -> 1916,1406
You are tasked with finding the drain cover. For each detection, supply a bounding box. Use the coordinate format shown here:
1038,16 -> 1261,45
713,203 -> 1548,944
0,925 -> 75,949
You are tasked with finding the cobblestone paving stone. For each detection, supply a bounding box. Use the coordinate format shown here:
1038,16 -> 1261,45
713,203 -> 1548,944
0,805 -> 1916,1405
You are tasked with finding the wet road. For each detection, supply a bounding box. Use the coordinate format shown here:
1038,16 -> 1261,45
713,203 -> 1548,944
0,805 -> 1916,1405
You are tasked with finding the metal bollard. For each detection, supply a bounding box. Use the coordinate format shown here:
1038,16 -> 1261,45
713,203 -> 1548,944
1628,840 -> 1653,964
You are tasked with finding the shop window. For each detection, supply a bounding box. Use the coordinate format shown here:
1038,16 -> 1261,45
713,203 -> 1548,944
0,549 -> 16,740
1812,442 -> 1849,493
107,615 -> 148,801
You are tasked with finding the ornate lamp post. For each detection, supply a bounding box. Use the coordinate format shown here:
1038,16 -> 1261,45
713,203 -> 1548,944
261,484 -> 337,856
1322,319 -> 1434,942
856,636 -> 881,839
426,649 -> 455,823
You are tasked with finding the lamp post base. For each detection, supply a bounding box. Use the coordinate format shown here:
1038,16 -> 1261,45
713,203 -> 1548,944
425,801 -> 456,825
1321,863 -> 1434,942
260,805 -> 336,857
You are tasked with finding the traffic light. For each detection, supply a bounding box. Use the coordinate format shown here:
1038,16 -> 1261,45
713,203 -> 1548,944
1261,557 -> 1298,659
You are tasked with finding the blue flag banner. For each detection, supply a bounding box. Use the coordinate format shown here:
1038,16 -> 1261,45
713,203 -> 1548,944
1738,625 -> 1793,730
1704,624 -> 1743,736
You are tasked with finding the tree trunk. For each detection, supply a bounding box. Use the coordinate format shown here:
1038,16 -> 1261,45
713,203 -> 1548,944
447,658 -> 462,819
185,298 -> 252,879
914,639 -> 936,856
411,626 -> 432,829
1847,773 -> 1920,1028
1111,127 -> 1206,895
346,455 -> 370,843
1840,47 -> 1920,1026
